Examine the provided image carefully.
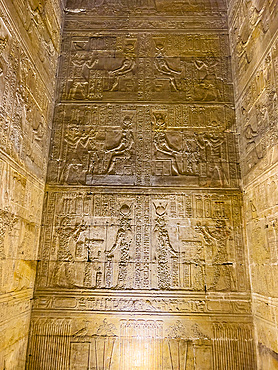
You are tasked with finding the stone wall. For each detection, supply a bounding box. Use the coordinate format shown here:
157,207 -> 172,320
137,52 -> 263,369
26,0 -> 256,368
0,0 -> 64,368
227,0 -> 278,368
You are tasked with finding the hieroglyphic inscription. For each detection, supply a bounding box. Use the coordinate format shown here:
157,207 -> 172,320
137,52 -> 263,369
0,0 -> 63,364
228,1 -> 278,367
57,33 -> 232,103
27,0 -> 257,368
36,190 -> 247,293
47,104 -> 238,187
33,292 -> 252,314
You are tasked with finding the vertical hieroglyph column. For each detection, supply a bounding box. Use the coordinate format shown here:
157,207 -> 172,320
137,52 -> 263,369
227,1 -> 278,368
0,0 -> 64,368
28,0 -> 256,368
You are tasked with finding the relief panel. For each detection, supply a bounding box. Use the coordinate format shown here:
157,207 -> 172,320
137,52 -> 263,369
0,0 -> 63,367
57,33 -> 232,103
234,35 -> 278,181
24,0 -> 258,368
36,190 -> 247,293
228,0 -> 278,367
66,0 -> 227,15
0,12 -> 56,179
47,104 -> 238,187
26,316 -> 256,370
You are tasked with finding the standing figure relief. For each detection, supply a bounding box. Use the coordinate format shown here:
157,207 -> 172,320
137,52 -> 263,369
53,216 -> 86,287
196,132 -> 229,186
195,219 -> 235,291
194,57 -> 222,101
105,204 -> 133,289
68,52 -> 99,99
59,123 -> 96,183
153,204 -> 178,290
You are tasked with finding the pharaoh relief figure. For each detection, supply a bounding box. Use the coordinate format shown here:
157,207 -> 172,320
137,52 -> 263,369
196,132 -> 229,187
195,219 -> 235,291
68,52 -> 99,99
59,122 -> 96,183
52,216 -> 86,287
194,55 -> 222,101
88,115 -> 135,177
153,112 -> 199,176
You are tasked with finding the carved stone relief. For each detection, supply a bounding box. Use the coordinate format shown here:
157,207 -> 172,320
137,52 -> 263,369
57,33 -> 232,103
35,190 -> 247,294
0,0 -> 63,368
235,38 -> 278,179
66,0 -> 227,15
26,316 -> 255,369
228,0 -> 278,368
47,104 -> 238,187
0,10 -> 57,179
25,0 -> 258,368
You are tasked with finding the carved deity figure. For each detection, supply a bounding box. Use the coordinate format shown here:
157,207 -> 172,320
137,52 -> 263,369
195,219 -> 234,291
87,117 -> 135,178
153,118 -> 199,176
154,130 -> 180,175
106,205 -> 133,289
109,43 -> 136,92
104,117 -> 134,174
155,43 -> 181,91
154,204 -> 178,290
